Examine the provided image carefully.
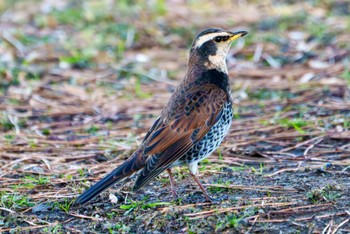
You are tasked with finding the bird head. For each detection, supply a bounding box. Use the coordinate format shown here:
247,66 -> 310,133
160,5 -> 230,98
190,28 -> 247,73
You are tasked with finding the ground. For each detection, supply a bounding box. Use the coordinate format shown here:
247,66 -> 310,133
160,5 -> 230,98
0,0 -> 349,233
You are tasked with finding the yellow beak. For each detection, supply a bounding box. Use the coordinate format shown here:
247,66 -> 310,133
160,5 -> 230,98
229,31 -> 248,41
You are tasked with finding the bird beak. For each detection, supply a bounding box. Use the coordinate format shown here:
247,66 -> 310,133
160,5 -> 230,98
229,31 -> 248,41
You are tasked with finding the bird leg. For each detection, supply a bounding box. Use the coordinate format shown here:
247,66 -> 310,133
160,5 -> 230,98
190,172 -> 212,202
166,168 -> 178,200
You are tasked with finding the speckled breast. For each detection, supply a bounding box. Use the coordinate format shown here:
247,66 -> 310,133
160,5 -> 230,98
177,101 -> 233,165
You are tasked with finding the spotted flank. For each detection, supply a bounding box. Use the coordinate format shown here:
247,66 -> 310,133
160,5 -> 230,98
177,102 -> 233,165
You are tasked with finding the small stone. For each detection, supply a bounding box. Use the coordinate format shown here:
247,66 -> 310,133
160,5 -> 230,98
32,203 -> 51,213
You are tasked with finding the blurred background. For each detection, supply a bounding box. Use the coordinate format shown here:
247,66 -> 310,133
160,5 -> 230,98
1,0 -> 349,161
0,0 -> 349,233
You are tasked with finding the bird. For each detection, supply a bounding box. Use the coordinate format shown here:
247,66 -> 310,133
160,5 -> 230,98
76,28 -> 248,204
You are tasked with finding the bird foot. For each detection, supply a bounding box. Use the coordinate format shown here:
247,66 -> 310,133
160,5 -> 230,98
205,196 -> 222,204
171,190 -> 178,201
202,193 -> 213,202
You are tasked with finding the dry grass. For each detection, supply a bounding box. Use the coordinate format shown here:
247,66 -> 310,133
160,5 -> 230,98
0,0 -> 349,233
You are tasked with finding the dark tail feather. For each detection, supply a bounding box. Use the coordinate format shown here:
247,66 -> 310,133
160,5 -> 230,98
75,152 -> 144,205
75,167 -> 127,205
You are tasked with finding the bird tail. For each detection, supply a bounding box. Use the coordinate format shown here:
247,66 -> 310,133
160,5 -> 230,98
75,150 -> 145,205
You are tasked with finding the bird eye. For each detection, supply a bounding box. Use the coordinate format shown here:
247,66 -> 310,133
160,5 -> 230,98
214,36 -> 222,42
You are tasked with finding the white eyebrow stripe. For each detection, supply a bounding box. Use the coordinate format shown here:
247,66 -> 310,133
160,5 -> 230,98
194,32 -> 230,48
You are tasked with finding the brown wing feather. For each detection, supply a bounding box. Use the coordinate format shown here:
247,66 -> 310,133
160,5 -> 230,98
133,84 -> 228,190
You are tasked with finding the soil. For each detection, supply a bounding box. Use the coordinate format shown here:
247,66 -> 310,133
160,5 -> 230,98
0,0 -> 350,233
3,163 -> 350,233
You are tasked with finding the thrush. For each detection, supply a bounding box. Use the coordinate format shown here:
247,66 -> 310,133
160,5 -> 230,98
76,28 -> 247,204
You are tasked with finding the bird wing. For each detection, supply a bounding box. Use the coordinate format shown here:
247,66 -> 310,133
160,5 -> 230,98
133,84 -> 229,190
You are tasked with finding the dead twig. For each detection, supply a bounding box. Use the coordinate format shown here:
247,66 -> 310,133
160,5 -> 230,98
0,207 -> 15,214
185,202 -> 297,219
68,212 -> 103,221
331,218 -> 350,234
248,212 -> 348,223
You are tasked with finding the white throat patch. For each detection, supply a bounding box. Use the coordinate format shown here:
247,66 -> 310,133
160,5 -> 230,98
208,53 -> 228,73
206,42 -> 232,73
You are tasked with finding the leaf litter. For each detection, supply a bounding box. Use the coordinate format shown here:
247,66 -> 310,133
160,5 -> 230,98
0,0 -> 349,233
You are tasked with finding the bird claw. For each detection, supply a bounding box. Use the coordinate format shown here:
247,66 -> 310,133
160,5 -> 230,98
171,191 -> 178,201
205,196 -> 222,204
